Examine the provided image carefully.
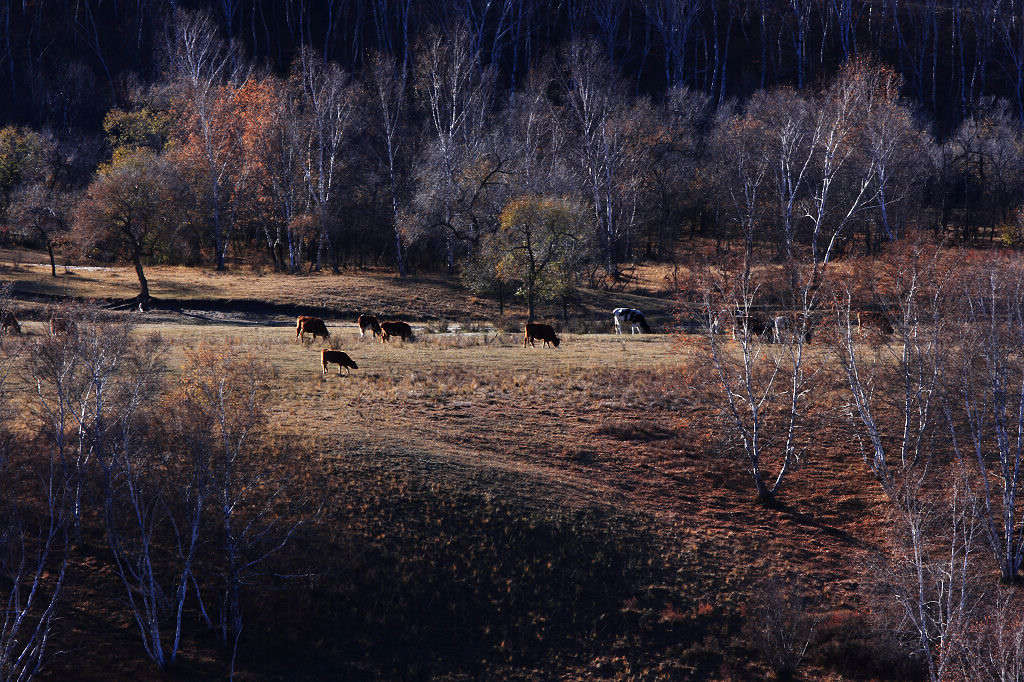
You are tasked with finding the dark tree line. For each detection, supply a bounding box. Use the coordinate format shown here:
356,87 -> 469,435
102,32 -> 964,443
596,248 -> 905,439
2,7 -> 1024,316
7,0 -> 1024,136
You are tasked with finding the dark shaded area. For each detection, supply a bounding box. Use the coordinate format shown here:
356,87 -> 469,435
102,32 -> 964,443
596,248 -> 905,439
3,0 -> 1024,138
240,459 -> 727,680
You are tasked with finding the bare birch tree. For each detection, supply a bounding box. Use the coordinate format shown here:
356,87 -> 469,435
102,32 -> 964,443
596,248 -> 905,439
413,23 -> 494,273
34,311 -> 204,669
945,261 -> 1024,583
562,40 -> 631,278
174,346 -> 302,680
0,287 -> 67,682
166,8 -> 248,271
833,247 -> 978,682
294,48 -> 363,271
366,51 -> 410,276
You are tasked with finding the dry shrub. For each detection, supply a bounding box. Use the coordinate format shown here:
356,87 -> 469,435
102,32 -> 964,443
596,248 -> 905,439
594,419 -> 674,442
426,318 -> 451,333
959,590 -> 1024,681
743,578 -> 818,680
423,331 -> 519,349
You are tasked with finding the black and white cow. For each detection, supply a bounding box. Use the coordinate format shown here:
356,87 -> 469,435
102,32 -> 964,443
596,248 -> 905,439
612,307 -> 651,334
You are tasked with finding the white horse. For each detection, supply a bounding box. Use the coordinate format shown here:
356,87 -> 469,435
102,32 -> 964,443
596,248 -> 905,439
612,307 -> 651,334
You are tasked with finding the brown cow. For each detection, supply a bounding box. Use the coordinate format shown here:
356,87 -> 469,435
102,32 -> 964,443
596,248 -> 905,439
357,314 -> 382,339
322,349 -> 358,375
296,315 -> 330,342
856,310 -> 895,336
49,315 -> 75,336
524,322 -> 560,348
1,311 -> 21,335
380,321 -> 415,343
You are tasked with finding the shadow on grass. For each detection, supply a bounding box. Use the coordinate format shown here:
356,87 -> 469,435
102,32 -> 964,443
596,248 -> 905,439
238,461 -> 728,680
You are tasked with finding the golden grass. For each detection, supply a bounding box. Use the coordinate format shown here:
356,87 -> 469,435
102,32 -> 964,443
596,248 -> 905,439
0,250 -> 682,331
0,253 -> 911,679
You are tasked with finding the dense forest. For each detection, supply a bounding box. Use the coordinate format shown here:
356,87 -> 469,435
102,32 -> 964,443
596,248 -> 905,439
10,0 -> 1024,133
1,1 -> 1024,314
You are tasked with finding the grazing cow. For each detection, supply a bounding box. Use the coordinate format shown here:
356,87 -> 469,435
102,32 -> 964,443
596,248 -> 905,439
730,310 -> 773,339
296,315 -> 330,342
49,315 -> 75,336
524,322 -> 560,348
380,320 -> 415,343
0,311 -> 20,335
322,349 -> 358,375
857,310 -> 895,336
357,314 -> 382,339
612,307 -> 651,334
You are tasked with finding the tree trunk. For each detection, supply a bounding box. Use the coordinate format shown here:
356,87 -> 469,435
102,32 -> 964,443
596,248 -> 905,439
393,226 -> 406,277
754,475 -> 775,506
46,239 -> 56,277
132,248 -> 150,302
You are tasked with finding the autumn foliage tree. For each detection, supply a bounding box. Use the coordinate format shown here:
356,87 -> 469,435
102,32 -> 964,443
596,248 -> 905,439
73,150 -> 183,301
496,195 -> 584,321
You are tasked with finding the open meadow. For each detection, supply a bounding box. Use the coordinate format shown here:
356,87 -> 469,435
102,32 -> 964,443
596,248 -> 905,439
0,254 -> 916,681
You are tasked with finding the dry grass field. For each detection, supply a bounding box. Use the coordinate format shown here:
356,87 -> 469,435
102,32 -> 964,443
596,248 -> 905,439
0,251 -> 918,680
0,250 -> 682,332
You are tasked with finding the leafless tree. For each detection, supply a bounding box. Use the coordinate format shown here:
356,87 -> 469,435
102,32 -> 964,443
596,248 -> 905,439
173,346 -> 302,679
0,295 -> 67,682
366,51 -> 410,276
833,247 -> 979,681
872,478 -> 981,682
643,0 -> 703,88
960,590 -> 1024,681
945,261 -> 1024,583
699,106 -> 791,505
743,87 -> 817,262
561,40 -> 632,278
0,470 -> 67,682
858,64 -> 929,244
258,77 -> 308,273
294,48 -> 363,271
35,311 -> 202,669
8,182 -> 72,278
413,23 -> 494,273
744,578 -> 817,678
833,246 -> 948,501
166,8 -> 249,271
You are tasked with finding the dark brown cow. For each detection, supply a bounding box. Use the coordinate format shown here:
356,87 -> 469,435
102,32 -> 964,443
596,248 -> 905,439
1,311 -> 20,335
857,310 -> 895,336
296,316 -> 330,342
380,321 -> 415,343
49,315 -> 75,336
524,322 -> 560,348
357,314 -> 382,339
322,349 -> 358,375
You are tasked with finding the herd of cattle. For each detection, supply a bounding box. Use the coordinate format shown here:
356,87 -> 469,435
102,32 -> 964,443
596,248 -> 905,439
296,309 -> 662,376
0,303 -> 895,377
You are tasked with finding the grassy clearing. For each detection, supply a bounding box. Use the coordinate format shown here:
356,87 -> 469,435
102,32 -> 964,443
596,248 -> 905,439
0,314 -> 901,680
0,253 -> 915,679
0,252 -> 682,333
